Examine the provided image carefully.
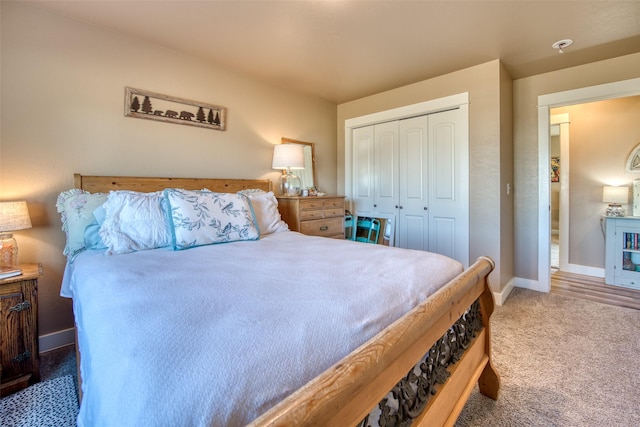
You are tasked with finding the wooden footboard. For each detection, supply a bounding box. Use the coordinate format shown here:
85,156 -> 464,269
249,256 -> 498,427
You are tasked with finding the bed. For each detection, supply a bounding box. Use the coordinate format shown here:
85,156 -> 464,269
59,174 -> 499,427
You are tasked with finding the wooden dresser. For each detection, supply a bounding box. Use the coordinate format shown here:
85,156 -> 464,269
277,196 -> 345,239
1,263 -> 41,396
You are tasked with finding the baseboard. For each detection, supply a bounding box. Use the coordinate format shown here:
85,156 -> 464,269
513,276 -> 547,293
493,278 -> 515,305
562,263 -> 605,278
39,327 -> 75,353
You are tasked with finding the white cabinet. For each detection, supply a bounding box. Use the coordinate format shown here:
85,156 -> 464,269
605,216 -> 640,289
350,109 -> 469,266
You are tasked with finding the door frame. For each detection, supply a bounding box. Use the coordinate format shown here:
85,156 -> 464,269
537,77 -> 640,292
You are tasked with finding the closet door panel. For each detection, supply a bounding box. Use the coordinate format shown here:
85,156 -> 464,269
429,108 -> 469,266
432,217 -> 456,259
352,126 -> 375,213
434,124 -> 455,200
399,116 -> 429,250
374,121 -> 399,216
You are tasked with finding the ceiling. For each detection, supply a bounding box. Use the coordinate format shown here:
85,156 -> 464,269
25,0 -> 640,104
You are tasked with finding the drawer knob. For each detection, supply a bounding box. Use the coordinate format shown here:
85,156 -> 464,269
320,226 -> 329,231
9,301 -> 31,312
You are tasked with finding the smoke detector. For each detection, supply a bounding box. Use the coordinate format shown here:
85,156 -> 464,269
552,39 -> 573,54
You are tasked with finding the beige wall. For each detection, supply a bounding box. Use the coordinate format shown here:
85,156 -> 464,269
553,96 -> 640,268
513,53 -> 640,280
0,2 -> 337,339
337,60 -> 513,292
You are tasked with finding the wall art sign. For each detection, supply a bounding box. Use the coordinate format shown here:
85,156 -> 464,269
124,87 -> 226,131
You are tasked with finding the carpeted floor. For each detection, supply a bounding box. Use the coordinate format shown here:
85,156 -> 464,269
456,287 -> 640,426
2,288 -> 639,426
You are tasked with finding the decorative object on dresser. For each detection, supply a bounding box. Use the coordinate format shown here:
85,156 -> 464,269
0,263 -> 42,397
277,195 -> 345,239
0,201 -> 32,269
272,144 -> 305,196
602,185 -> 629,217
124,87 -> 226,131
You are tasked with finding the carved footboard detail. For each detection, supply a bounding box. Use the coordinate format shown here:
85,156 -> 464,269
359,301 -> 484,427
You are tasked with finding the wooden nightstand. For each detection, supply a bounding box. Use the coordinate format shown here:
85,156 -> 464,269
1,263 -> 41,397
277,196 -> 345,239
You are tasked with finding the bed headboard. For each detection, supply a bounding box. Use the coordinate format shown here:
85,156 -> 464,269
74,174 -> 273,193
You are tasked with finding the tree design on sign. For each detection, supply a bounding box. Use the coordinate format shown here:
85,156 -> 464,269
125,87 -> 226,131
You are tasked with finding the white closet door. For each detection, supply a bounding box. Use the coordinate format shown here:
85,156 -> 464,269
428,108 -> 469,266
398,115 -> 429,250
352,126 -> 375,214
373,121 -> 399,217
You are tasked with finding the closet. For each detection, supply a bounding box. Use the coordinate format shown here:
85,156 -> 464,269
350,108 -> 469,266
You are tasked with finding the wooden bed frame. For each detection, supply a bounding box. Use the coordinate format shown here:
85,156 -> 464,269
72,174 -> 499,426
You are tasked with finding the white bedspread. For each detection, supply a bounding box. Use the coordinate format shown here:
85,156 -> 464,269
62,231 -> 462,427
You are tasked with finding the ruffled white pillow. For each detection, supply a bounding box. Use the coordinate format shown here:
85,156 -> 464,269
99,190 -> 171,255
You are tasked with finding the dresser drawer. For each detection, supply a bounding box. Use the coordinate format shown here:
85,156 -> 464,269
299,207 -> 344,221
299,198 -> 345,211
300,217 -> 344,237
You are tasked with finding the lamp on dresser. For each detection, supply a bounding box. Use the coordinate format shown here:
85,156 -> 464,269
0,201 -> 32,269
272,143 -> 305,196
602,186 -> 629,217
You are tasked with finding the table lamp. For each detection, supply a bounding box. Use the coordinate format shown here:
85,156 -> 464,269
272,144 -> 305,196
0,201 -> 32,268
602,186 -> 628,217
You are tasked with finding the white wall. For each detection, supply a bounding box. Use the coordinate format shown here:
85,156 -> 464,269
0,2 -> 337,341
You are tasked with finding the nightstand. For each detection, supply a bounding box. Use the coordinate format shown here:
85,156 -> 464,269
1,263 -> 42,396
277,196 -> 345,239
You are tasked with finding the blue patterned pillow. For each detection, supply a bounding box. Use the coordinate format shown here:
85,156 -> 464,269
163,189 -> 260,250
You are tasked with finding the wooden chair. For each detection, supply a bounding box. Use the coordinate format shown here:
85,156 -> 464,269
355,217 -> 381,244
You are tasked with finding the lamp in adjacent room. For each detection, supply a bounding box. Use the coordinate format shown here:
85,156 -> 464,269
272,144 -> 305,196
602,186 -> 629,217
0,201 -> 32,268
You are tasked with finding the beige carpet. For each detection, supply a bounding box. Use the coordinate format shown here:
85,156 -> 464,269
456,288 -> 640,426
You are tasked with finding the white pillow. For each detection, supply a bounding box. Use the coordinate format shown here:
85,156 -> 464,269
244,191 -> 288,235
56,189 -> 107,258
99,190 -> 171,254
164,188 -> 259,250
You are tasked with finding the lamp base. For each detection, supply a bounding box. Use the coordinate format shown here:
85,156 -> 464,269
279,172 -> 302,196
605,204 -> 625,217
0,233 -> 18,269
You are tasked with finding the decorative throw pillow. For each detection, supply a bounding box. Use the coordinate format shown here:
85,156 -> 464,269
99,190 -> 171,254
243,191 -> 288,235
164,188 -> 259,250
83,205 -> 107,250
56,189 -> 108,258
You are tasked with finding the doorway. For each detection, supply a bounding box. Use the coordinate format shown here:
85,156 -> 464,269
537,77 -> 640,292
549,114 -> 570,273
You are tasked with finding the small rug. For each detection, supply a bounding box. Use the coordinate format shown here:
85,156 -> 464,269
0,375 -> 78,427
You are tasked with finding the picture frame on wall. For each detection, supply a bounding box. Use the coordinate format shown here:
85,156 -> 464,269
124,87 -> 226,131
550,156 -> 560,182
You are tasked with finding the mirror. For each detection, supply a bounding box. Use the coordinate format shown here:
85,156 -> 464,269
281,137 -> 317,190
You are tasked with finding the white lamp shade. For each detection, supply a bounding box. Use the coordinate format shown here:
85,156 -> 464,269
272,144 -> 305,170
602,186 -> 629,204
0,201 -> 32,232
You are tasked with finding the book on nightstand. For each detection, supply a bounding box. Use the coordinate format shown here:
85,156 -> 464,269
0,267 -> 22,280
